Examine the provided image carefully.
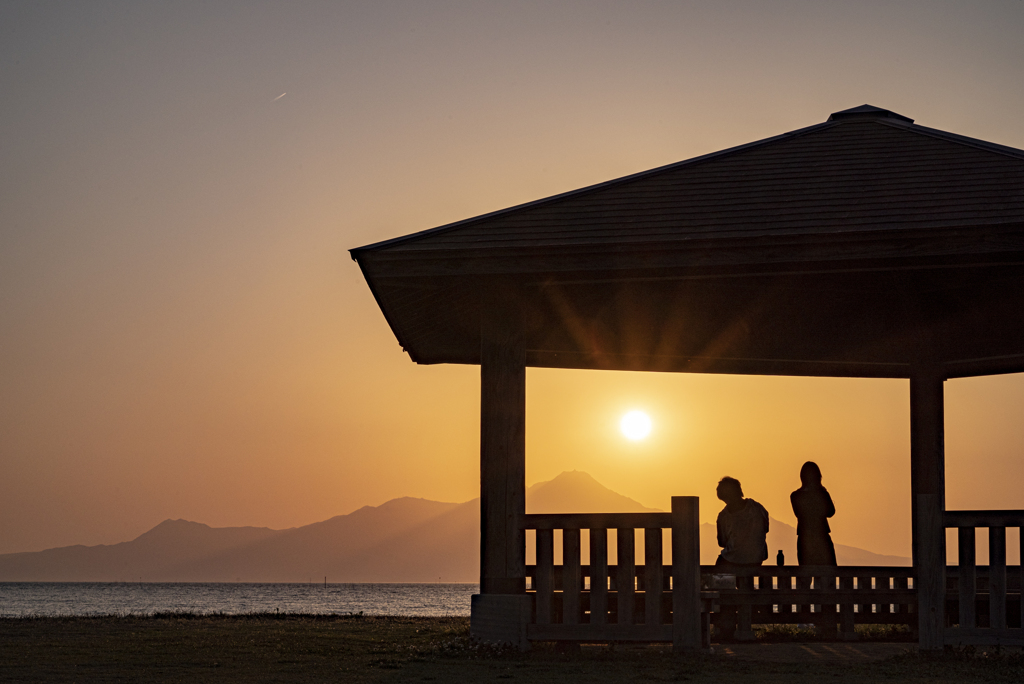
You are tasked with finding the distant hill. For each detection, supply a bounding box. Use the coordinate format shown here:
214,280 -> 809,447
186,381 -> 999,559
527,470 -> 659,514
0,471 -> 907,581
0,497 -> 474,582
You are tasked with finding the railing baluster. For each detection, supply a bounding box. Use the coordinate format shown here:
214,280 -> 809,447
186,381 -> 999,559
989,526 -> 1007,630
1020,527 -> 1024,635
617,527 -> 635,625
644,527 -> 663,625
820,571 -> 838,639
797,574 -> 810,622
958,526 -> 976,629
757,571 -> 769,632
840,575 -> 857,640
898,575 -> 912,626
784,572 -> 796,619
590,528 -> 608,625
536,528 -> 554,624
864,575 -> 875,618
563,528 -> 582,625
737,571 -> 753,640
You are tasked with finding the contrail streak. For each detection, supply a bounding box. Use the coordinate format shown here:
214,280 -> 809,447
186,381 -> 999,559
273,93 -> 287,101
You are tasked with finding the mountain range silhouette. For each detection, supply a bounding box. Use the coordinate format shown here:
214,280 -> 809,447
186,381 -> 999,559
0,471 -> 908,582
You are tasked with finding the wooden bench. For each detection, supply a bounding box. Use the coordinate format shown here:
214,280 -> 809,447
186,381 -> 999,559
705,566 -> 916,640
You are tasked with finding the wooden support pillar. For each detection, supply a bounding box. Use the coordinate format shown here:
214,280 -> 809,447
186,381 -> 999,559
910,369 -> 946,651
672,496 -> 701,653
479,303 -> 526,595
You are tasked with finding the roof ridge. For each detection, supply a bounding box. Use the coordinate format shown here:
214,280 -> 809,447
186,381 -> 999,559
827,104 -> 914,123
875,118 -> 1024,161
350,120 -> 835,255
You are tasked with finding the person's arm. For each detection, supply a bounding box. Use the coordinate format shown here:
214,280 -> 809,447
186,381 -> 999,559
717,513 -> 727,548
823,488 -> 836,518
759,503 -> 770,561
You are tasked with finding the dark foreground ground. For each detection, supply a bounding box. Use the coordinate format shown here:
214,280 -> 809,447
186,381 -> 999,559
1,615 -> 1022,683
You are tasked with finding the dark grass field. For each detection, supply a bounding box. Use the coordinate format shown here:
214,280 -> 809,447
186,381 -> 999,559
1,614 -> 1022,683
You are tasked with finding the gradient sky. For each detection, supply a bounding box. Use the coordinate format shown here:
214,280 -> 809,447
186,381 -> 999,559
2,1 -> 1024,557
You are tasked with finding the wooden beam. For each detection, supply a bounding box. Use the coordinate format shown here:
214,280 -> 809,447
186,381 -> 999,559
356,226 -> 1024,280
944,628 -> 1024,647
712,589 -> 916,602
528,624 -> 673,642
910,369 -> 946,652
522,512 -> 672,530
480,299 -> 526,595
945,510 -> 1024,527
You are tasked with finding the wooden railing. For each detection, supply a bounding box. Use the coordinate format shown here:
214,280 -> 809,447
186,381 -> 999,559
945,510 -> 1024,646
706,566 -> 916,641
517,504 -> 1023,648
520,497 -> 704,651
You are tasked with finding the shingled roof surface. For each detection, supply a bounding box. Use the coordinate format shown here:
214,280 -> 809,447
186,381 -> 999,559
351,106 -> 1024,377
356,105 -> 1024,256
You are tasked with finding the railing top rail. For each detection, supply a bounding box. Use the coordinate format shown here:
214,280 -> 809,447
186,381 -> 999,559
698,565 -> 914,577
944,510 -> 1024,527
520,512 -> 672,530
522,564 -> 917,577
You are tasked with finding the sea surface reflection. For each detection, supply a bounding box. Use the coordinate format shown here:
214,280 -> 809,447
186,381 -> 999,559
0,582 -> 477,617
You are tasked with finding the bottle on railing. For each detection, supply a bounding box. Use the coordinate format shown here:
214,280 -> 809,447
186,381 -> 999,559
776,550 -> 785,566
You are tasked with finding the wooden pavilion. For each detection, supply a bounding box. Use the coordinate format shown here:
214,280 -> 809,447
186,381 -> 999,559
351,105 -> 1024,652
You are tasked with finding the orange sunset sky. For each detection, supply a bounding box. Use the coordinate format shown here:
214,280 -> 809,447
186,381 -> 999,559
2,1 -> 1024,559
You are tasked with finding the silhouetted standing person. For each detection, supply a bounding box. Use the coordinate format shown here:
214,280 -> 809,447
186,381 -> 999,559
790,461 -> 837,566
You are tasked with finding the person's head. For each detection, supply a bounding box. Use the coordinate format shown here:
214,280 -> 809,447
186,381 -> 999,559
716,476 -> 744,505
800,461 -> 823,488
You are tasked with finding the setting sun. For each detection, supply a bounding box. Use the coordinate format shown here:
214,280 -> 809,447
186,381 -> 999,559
620,410 -> 653,441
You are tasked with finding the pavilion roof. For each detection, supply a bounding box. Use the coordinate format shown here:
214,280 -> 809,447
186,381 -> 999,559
351,106 -> 1024,379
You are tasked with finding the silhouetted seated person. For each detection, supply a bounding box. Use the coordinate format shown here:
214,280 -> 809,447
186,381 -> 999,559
790,461 -> 837,566
714,476 -> 769,641
715,477 -> 769,570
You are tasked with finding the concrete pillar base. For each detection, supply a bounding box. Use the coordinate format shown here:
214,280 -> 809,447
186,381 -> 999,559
470,594 -> 533,651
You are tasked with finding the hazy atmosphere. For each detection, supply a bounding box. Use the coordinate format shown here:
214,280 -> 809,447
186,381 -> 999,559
3,0 -> 1024,560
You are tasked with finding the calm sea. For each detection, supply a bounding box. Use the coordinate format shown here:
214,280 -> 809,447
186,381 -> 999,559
0,583 -> 478,618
